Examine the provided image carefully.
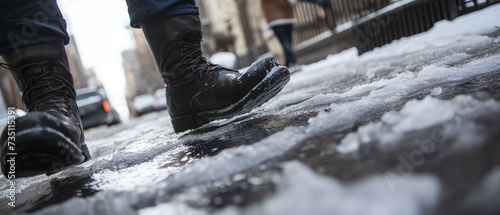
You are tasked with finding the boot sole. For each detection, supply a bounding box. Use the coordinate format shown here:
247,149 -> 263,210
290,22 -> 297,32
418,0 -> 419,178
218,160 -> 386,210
171,65 -> 290,132
1,127 -> 90,178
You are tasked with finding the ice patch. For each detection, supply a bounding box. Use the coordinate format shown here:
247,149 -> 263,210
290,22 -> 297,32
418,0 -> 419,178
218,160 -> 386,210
281,48 -> 358,94
261,91 -> 314,112
0,174 -> 59,197
217,161 -> 441,215
91,149 -> 192,191
32,191 -> 138,215
337,95 -> 500,153
156,127 -> 308,191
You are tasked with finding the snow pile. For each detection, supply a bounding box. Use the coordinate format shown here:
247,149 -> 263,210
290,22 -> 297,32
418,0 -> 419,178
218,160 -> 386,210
337,95 -> 500,153
298,50 -> 499,137
140,202 -> 208,215
260,4 -> 500,140
217,161 -> 440,215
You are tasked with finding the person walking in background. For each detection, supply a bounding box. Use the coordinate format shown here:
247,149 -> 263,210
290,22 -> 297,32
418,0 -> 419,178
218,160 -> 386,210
0,0 -> 290,178
260,0 -> 302,73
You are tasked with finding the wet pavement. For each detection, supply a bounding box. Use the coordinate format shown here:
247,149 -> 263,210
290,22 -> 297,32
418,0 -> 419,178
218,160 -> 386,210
1,5 -> 500,215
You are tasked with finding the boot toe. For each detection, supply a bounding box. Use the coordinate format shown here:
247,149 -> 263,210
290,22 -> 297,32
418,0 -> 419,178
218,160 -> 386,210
171,63 -> 290,133
239,57 -> 281,81
1,113 -> 89,178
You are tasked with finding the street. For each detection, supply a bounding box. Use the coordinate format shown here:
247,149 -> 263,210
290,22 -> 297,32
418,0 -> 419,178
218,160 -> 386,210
1,4 -> 500,215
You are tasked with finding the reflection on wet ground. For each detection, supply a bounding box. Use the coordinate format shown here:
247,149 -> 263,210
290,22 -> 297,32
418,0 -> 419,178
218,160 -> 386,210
0,173 -> 99,214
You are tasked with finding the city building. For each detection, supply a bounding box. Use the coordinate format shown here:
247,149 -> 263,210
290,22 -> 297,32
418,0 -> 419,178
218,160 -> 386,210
66,35 -> 89,90
122,49 -> 141,102
196,0 -> 268,65
131,28 -> 163,93
122,27 -> 166,115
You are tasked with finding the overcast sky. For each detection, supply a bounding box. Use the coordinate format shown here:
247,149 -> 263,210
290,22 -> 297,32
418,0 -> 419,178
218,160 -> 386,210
58,0 -> 135,118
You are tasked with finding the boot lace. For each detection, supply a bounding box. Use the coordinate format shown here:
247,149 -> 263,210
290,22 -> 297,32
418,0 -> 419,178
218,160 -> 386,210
0,57 -> 75,117
177,30 -> 227,79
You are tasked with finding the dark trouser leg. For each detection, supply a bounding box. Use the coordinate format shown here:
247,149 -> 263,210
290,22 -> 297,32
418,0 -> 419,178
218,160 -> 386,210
0,0 -> 70,55
125,0 -> 199,28
272,24 -> 297,67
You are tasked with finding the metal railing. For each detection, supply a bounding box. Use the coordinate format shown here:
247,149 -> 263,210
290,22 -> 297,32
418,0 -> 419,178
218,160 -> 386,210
292,0 -> 393,46
291,0 -> 499,54
353,0 -> 499,54
456,0 -> 499,15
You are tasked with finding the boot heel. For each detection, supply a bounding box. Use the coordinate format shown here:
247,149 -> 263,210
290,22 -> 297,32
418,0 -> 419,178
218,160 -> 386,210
80,143 -> 91,161
171,114 -> 204,133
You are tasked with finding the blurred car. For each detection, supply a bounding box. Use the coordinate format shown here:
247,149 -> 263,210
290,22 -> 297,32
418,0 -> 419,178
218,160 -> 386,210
154,88 -> 167,111
76,87 -> 121,129
133,94 -> 157,116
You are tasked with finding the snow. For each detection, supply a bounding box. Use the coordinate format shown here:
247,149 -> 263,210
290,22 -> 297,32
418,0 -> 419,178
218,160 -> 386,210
146,126 -> 308,196
1,3 -> 500,215
140,203 -> 208,215
216,161 -> 440,215
338,95 -> 500,153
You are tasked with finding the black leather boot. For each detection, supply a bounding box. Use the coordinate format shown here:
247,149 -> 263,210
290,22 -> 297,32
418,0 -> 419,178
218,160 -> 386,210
142,14 -> 290,132
0,41 -> 91,178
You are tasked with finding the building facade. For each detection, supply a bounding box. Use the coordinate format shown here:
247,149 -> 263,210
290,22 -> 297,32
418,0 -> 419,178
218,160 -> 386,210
122,27 -> 165,115
66,35 -> 89,90
196,0 -> 280,67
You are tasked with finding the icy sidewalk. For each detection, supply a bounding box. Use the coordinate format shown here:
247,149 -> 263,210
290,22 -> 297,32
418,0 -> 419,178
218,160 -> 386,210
1,4 -> 500,215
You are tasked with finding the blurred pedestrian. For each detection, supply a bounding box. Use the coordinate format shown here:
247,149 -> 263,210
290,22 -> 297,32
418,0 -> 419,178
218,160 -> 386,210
0,0 -> 290,178
260,0 -> 302,73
